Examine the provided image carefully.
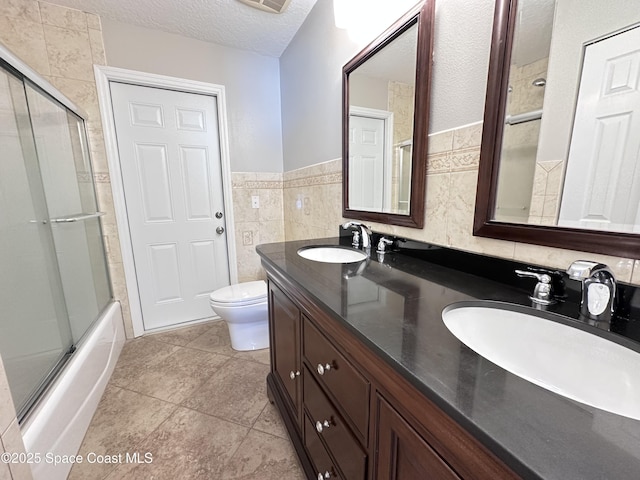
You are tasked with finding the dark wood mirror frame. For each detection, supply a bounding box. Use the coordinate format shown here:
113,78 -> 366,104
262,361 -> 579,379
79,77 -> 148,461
342,0 -> 434,229
474,0 -> 640,258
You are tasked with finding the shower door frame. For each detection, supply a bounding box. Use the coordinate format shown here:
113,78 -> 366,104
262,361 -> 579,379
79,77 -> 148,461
94,66 -> 238,337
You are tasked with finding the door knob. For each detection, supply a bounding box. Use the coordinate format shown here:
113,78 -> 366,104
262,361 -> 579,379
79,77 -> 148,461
216,226 -> 225,234
215,211 -> 223,219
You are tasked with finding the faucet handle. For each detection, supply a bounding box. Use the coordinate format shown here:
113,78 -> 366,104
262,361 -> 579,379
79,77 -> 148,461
377,237 -> 394,254
515,269 -> 557,305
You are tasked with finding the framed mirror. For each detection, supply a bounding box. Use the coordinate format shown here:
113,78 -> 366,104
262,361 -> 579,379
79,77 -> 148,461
342,0 -> 434,228
475,0 -> 640,258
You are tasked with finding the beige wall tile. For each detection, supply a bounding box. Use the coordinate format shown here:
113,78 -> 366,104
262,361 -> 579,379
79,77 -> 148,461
88,27 -> 106,65
43,25 -> 93,81
513,243 -> 634,282
450,147 -> 480,172
0,0 -> 42,23
0,439 -> 11,480
423,173 -> 450,246
48,77 -> 100,121
0,16 -> 50,75
446,170 -> 516,257
39,2 -> 86,31
0,357 -> 16,436
428,129 -> 453,154
632,261 -> 640,286
257,189 -> 284,222
2,419 -> 32,480
1,0 -> 40,23
86,13 -> 101,30
452,122 -> 483,150
232,188 -> 260,223
426,152 -> 450,174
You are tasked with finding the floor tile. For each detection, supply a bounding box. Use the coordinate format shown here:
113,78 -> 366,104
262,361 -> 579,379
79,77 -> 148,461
186,321 -> 236,356
252,401 -> 288,439
122,346 -> 230,404
149,321 -> 217,347
182,358 -> 269,427
109,337 -> 181,388
68,385 -> 177,480
220,429 -> 306,480
234,347 -> 271,365
105,407 -> 249,480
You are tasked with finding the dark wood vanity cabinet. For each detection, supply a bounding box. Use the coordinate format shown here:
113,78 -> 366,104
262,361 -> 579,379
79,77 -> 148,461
268,281 -> 302,429
375,395 -> 460,480
266,275 -> 520,480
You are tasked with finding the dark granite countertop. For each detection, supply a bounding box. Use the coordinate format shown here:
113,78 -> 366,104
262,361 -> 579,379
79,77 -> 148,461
257,237 -> 640,480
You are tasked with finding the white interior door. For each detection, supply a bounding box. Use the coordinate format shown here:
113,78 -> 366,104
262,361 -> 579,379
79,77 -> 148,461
559,26 -> 640,232
110,82 -> 230,330
349,114 -> 386,211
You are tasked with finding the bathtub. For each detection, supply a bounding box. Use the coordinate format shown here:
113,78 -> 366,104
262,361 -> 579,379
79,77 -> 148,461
21,301 -> 125,480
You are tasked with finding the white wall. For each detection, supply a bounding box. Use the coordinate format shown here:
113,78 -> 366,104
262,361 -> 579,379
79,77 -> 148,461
102,19 -> 284,173
279,0 -> 364,171
280,0 -> 497,171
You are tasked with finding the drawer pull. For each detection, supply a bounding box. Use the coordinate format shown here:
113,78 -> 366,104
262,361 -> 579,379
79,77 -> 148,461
317,471 -> 331,480
317,363 -> 332,375
315,419 -> 331,433
289,370 -> 300,380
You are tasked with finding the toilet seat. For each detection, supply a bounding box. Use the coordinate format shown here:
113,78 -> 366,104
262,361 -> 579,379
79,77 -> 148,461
209,280 -> 267,307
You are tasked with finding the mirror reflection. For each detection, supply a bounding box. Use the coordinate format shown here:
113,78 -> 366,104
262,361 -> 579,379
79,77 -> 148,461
347,23 -> 418,215
492,0 -> 640,234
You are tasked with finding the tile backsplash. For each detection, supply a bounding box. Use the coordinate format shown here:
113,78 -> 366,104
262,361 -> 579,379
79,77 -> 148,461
232,173 -> 285,282
282,122 -> 639,285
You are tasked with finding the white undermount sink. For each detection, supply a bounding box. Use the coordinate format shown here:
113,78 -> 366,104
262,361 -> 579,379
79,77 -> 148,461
442,302 -> 640,421
297,245 -> 368,263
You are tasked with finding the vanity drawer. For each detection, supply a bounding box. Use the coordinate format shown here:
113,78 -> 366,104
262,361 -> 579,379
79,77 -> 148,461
304,414 -> 342,480
303,317 -> 370,440
304,366 -> 367,480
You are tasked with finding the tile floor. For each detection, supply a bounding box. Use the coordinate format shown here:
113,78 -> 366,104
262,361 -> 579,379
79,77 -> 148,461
69,320 -> 305,480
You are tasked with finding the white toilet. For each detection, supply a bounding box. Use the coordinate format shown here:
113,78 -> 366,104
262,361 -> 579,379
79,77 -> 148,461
209,280 -> 269,351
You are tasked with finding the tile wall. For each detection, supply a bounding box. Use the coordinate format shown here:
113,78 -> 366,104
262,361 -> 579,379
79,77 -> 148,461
283,159 -> 343,241
0,354 -> 31,480
0,2 -> 114,477
231,172 -> 285,282
283,122 -> 640,286
0,0 -> 133,339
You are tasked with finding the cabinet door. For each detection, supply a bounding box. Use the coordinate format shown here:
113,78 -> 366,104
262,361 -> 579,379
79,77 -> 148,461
269,281 -> 302,427
376,395 -> 461,480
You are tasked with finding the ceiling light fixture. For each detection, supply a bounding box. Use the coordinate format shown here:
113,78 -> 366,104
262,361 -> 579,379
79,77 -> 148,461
236,0 -> 292,14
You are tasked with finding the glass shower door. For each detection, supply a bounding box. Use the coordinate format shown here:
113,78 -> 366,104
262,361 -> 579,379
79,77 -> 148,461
0,67 -> 74,414
25,83 -> 111,344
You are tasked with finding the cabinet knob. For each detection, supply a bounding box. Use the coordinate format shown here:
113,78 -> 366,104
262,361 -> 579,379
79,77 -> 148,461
317,472 -> 331,480
317,363 -> 332,375
315,419 -> 331,433
289,370 -> 300,380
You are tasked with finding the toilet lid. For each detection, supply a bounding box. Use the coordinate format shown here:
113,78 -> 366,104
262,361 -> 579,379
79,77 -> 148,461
209,280 -> 267,305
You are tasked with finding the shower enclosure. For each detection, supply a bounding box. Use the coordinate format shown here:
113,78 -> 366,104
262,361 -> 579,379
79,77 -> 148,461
0,59 -> 112,421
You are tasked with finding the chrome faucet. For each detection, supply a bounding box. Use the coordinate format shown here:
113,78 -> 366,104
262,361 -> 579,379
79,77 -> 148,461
341,221 -> 372,249
376,237 -> 394,254
515,269 -> 557,305
567,260 -> 616,321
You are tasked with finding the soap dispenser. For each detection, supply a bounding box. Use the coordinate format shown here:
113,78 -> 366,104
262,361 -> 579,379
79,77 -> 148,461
566,260 -> 616,323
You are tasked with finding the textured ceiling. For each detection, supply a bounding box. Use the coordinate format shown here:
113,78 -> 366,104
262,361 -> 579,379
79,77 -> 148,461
44,0 -> 318,57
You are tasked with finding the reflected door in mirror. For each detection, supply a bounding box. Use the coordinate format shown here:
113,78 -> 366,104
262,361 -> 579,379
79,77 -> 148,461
474,0 -> 640,257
